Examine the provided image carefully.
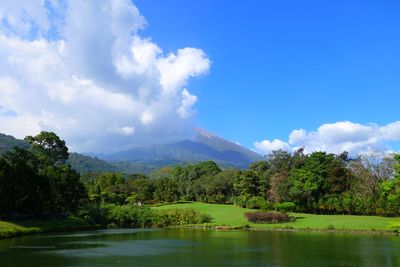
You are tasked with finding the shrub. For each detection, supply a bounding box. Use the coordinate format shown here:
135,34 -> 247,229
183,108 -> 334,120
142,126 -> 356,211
233,196 -> 248,208
387,222 -> 400,230
106,204 -> 154,228
78,204 -> 213,228
245,196 -> 271,210
154,208 -> 213,226
245,211 -> 289,223
78,203 -> 109,225
273,202 -> 296,212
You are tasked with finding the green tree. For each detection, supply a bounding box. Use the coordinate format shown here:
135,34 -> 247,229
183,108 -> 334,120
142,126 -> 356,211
126,174 -> 154,203
378,155 -> 400,216
154,177 -> 180,202
25,131 -> 69,166
234,170 -> 260,198
287,152 -> 333,209
0,148 -> 47,217
43,164 -> 86,214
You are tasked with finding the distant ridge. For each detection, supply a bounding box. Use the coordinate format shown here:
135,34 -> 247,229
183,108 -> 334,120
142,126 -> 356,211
0,130 -> 264,173
95,128 -> 264,168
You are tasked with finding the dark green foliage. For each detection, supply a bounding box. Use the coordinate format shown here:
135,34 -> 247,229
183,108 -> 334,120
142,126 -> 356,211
1,130 -> 400,220
67,153 -> 117,174
154,208 -> 213,226
0,148 -> 47,217
230,150 -> 400,217
126,175 -> 154,202
193,169 -> 237,203
106,204 -> 154,228
77,203 -> 212,228
273,202 -> 296,212
175,161 -> 222,200
0,133 -> 29,155
245,211 -> 290,223
43,164 -> 86,214
234,170 -> 260,198
0,132 -> 87,218
376,156 -> 400,216
25,131 -> 69,166
233,195 -> 248,208
78,203 -> 109,225
245,196 -> 271,210
153,177 -> 180,202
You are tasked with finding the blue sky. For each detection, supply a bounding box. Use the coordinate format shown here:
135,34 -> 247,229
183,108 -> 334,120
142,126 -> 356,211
134,0 -> 400,151
0,0 -> 399,155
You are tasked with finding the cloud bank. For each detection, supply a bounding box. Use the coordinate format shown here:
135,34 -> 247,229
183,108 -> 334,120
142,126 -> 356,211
254,121 -> 400,156
0,0 -> 210,152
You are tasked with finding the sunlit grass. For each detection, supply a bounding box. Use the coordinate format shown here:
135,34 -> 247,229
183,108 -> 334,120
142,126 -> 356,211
154,202 -> 400,231
0,217 -> 92,239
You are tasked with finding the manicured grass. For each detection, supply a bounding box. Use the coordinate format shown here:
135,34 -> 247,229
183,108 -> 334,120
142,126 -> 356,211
0,217 -> 93,239
154,202 -> 400,232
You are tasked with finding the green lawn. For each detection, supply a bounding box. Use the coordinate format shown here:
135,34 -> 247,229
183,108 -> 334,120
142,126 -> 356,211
0,217 -> 93,239
155,202 -> 400,232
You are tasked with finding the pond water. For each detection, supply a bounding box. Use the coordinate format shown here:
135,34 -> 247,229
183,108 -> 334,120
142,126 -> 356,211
0,228 -> 399,267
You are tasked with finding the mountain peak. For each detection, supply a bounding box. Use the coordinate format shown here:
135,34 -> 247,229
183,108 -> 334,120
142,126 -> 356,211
194,127 -> 216,138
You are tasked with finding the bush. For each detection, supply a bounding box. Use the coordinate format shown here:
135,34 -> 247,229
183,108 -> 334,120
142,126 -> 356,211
106,204 -> 154,228
273,202 -> 296,212
154,208 -> 213,226
245,196 -> 271,210
245,211 -> 290,223
387,222 -> 400,230
78,204 -> 214,228
78,203 -> 109,225
233,196 -> 248,208
78,203 -> 155,227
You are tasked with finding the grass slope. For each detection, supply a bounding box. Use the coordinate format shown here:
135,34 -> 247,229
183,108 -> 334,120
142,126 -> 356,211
155,202 -> 400,232
0,217 -> 93,239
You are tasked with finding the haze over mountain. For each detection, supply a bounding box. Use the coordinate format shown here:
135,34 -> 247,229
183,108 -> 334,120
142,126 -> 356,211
0,130 -> 263,173
91,128 -> 263,169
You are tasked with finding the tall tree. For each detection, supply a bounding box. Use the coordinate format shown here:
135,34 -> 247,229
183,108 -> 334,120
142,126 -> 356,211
25,131 -> 69,166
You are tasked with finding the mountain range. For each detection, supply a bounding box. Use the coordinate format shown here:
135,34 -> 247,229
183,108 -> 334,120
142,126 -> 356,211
91,128 -> 263,169
0,129 -> 263,173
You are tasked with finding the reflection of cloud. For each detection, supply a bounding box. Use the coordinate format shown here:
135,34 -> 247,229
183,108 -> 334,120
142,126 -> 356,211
0,0 -> 210,152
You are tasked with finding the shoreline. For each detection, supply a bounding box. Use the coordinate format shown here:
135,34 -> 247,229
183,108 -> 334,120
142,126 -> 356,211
0,217 -> 99,240
166,224 -> 400,236
213,225 -> 399,236
2,222 -> 398,240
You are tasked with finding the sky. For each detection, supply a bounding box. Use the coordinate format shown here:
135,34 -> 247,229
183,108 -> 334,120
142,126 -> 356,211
0,0 -> 399,156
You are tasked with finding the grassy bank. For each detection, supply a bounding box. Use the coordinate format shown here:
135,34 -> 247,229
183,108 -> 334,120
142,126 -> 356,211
0,217 -> 94,239
155,202 -> 400,233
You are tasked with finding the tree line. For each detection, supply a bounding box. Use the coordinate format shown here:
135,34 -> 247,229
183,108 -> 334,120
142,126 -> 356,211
0,132 -> 85,218
85,149 -> 400,217
0,131 -> 399,220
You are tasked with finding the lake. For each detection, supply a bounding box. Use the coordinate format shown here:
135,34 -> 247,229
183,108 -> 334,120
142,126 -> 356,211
0,228 -> 399,267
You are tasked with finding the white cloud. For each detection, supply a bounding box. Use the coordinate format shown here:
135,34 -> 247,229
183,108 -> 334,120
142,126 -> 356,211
177,89 -> 198,118
254,139 -> 291,155
140,111 -> 154,125
0,0 -> 50,38
158,48 -> 210,93
109,125 -> 135,136
254,121 -> 400,156
0,0 -> 210,152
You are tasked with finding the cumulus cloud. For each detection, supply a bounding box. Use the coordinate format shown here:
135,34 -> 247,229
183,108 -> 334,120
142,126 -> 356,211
254,121 -> 400,156
254,139 -> 292,155
177,89 -> 198,119
0,0 -> 211,152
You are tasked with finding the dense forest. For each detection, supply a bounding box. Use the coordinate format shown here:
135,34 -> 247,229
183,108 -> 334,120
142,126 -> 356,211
83,150 -> 400,217
0,132 -> 399,223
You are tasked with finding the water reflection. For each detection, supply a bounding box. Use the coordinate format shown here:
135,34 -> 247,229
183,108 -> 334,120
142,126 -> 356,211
0,228 -> 399,267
